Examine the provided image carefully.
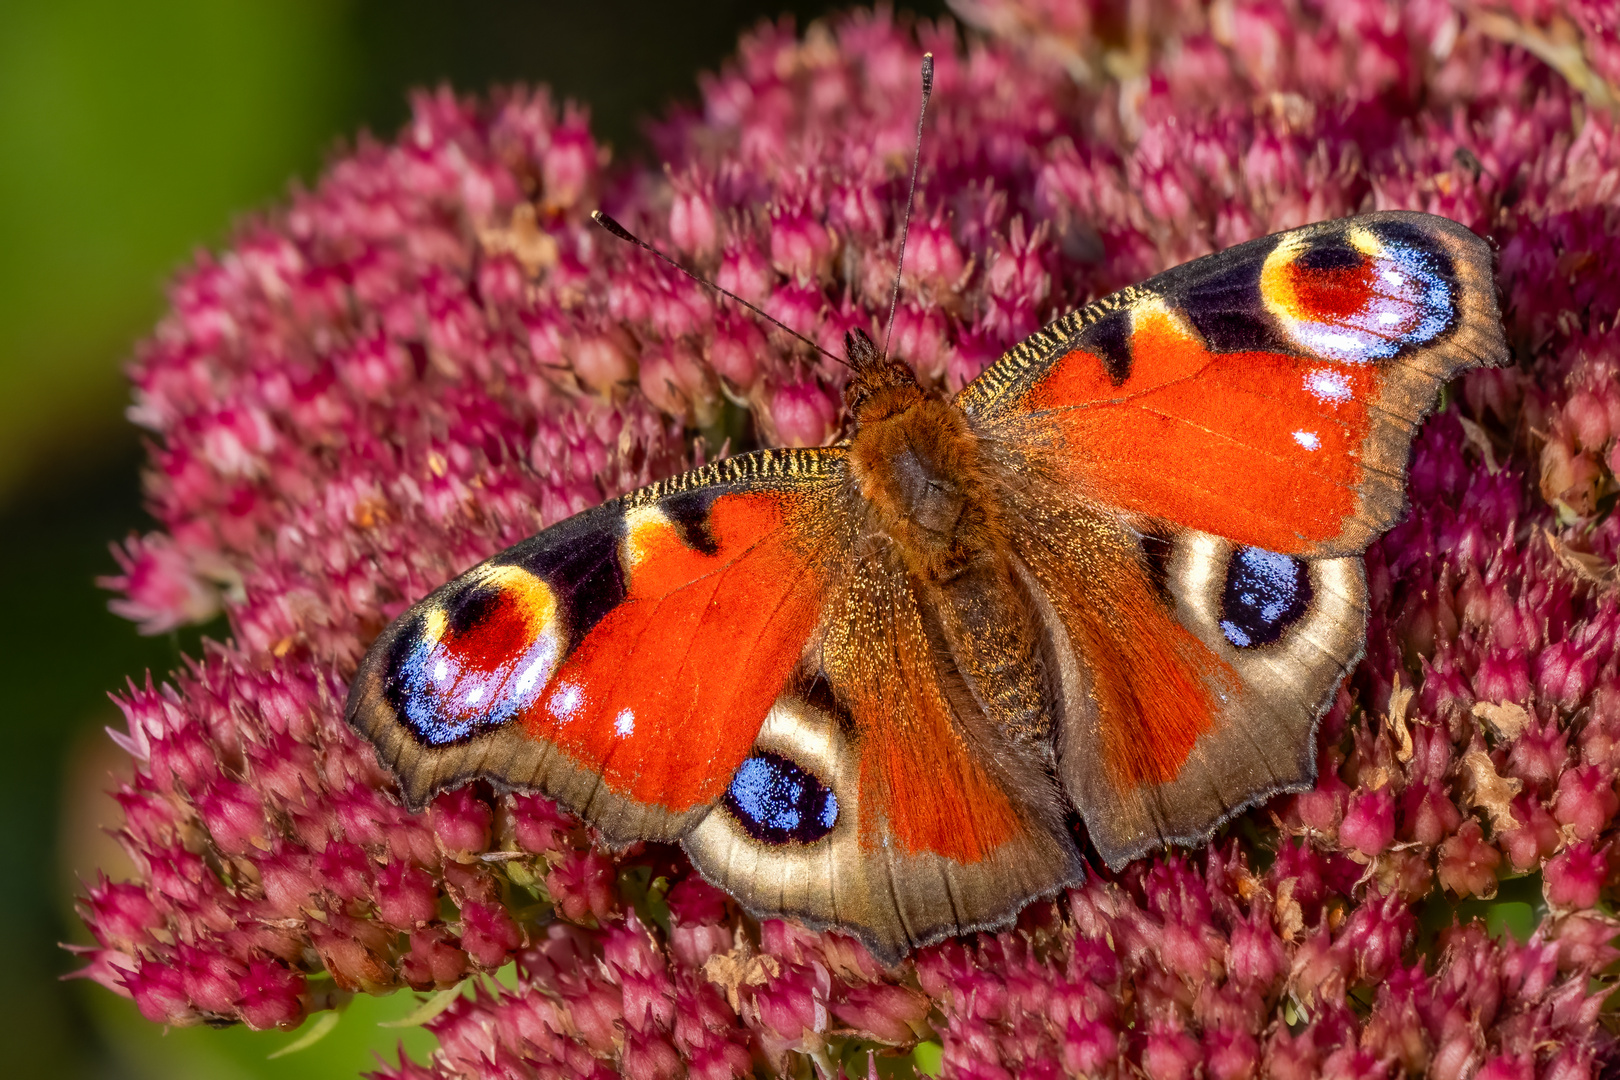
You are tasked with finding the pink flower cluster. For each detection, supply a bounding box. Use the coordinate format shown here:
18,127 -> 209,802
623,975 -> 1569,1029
917,852 -> 1613,1080
79,1 -> 1620,1077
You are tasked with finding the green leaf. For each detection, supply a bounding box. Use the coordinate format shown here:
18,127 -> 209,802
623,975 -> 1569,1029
1485,901 -> 1537,943
377,982 -> 468,1029
913,1041 -> 944,1077
267,1011 -> 342,1059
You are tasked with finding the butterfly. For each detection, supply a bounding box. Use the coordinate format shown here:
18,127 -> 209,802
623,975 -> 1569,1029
347,209 -> 1506,964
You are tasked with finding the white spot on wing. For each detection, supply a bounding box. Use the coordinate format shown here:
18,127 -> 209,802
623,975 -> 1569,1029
1293,430 -> 1321,450
614,708 -> 635,737
1305,369 -> 1352,403
549,681 -> 583,723
1301,329 -> 1367,354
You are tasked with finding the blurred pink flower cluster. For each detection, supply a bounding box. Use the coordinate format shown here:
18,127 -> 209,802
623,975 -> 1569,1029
79,1 -> 1620,1077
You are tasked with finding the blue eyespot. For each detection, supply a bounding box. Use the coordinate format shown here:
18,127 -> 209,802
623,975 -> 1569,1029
1219,547 -> 1312,649
723,752 -> 839,844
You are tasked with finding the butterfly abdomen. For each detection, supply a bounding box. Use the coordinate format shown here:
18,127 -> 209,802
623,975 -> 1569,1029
930,567 -> 1051,748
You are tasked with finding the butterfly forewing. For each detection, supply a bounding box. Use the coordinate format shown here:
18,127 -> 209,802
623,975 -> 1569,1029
960,211 -> 1507,557
348,448 -> 845,839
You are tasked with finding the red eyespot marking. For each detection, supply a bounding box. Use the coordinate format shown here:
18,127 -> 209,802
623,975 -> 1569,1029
1275,252 -> 1376,321
1028,309 -> 1380,554
384,566 -> 566,747
523,492 -> 825,811
1258,228 -> 1457,365
440,583 -> 551,675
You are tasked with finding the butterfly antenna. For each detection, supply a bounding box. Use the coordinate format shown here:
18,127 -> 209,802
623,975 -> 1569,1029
881,52 -> 934,359
591,210 -> 848,369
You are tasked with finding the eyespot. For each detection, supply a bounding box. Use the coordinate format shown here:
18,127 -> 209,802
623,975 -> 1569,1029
1261,224 -> 1454,364
722,751 -> 839,844
1219,547 -> 1312,649
385,565 -> 564,746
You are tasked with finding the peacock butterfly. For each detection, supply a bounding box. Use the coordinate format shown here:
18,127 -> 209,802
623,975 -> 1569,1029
346,61 -> 1507,964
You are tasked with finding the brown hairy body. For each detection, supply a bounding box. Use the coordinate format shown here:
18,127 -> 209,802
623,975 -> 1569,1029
842,334 -> 1051,754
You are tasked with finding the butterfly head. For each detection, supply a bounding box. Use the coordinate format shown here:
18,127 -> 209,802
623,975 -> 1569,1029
842,327 -> 929,426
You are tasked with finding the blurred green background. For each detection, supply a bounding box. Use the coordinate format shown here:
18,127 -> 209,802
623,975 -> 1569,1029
0,2 -> 945,1077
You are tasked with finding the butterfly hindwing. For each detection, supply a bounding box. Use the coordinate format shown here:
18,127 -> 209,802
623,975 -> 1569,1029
1007,496 -> 1368,867
685,521 -> 1081,962
961,211 -> 1507,557
685,683 -> 1080,963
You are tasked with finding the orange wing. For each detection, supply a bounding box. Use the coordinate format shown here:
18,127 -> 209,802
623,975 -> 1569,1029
346,449 -> 843,840
528,490 -> 826,810
959,211 -> 1506,557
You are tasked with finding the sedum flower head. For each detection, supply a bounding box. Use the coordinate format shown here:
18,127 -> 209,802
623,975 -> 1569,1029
81,2 -> 1620,1076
